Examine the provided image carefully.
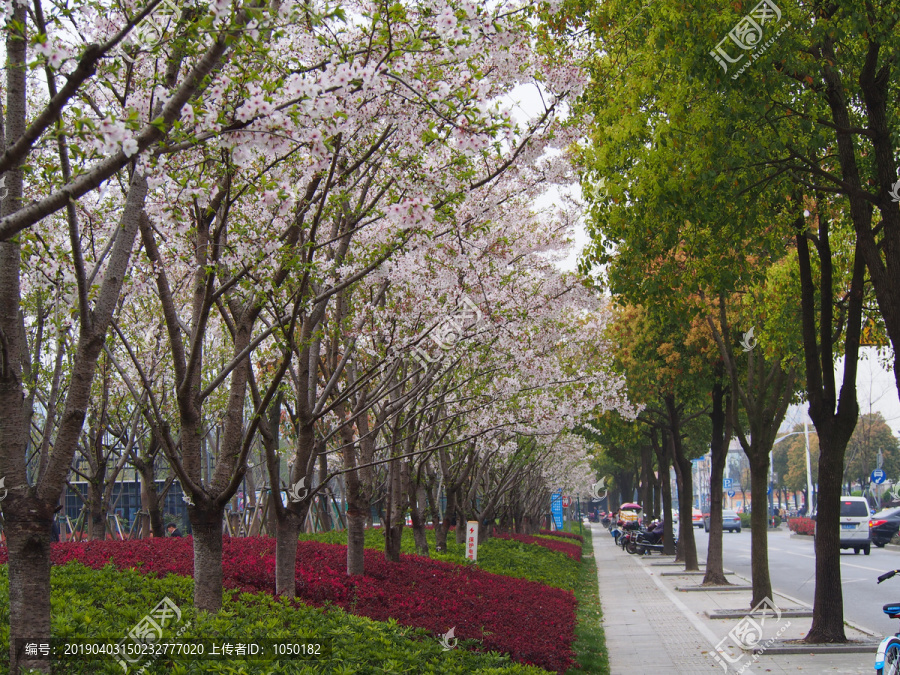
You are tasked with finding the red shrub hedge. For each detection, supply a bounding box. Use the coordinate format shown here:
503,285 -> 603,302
493,532 -> 582,562
0,537 -> 576,673
787,517 -> 816,536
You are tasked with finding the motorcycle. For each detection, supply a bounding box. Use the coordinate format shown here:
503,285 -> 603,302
618,521 -> 642,551
627,520 -> 666,555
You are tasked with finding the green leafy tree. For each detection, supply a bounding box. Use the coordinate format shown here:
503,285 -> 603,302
844,413 -> 900,494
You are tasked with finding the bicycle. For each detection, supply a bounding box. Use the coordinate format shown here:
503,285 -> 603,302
874,569 -> 900,674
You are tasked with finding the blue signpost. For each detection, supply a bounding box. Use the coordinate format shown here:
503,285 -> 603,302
872,469 -> 887,485
551,491 -> 563,530
727,489 -> 735,498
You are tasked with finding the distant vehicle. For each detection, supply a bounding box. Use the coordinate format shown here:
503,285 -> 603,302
827,496 -> 872,555
703,509 -> 742,533
870,507 -> 900,548
692,508 -> 704,529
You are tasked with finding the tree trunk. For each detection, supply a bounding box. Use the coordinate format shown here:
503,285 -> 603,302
317,452 -> 332,531
615,469 -> 634,508
436,488 -> 456,552
346,503 -> 366,575
749,453 -> 773,607
704,380 -> 731,586
136,454 -> 168,539
406,465 -> 429,557
794,208 -> 863,642
6,501 -> 53,673
338,408 -> 367,575
653,481 -> 662,522
275,510 -> 302,597
384,457 -> 404,562
665,398 -> 699,571
806,433 -> 849,641
88,479 -> 106,541
820,36 -> 900,401
651,429 -> 675,555
189,506 -> 225,612
672,447 -> 698,570
640,443 -> 652,517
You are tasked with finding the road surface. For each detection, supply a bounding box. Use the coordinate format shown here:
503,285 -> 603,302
692,526 -> 899,637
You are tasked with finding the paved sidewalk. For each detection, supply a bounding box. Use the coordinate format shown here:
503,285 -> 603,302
590,523 -> 880,674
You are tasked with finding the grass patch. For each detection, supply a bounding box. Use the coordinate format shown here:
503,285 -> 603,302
298,527 -> 580,590
564,527 -> 609,675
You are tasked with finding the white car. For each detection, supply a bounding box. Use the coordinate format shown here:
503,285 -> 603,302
838,496 -> 871,555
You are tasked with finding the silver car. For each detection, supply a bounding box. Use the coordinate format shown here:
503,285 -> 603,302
704,509 -> 742,533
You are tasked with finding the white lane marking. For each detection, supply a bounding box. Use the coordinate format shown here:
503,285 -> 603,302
840,561 -> 884,572
768,548 -> 882,572
780,550 -> 814,559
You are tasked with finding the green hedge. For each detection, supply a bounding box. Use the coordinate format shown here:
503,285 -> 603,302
0,563 -> 548,675
738,513 -> 781,529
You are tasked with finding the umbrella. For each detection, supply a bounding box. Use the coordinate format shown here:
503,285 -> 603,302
619,503 -> 642,511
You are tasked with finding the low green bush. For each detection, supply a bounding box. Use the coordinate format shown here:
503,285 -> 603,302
0,563 -> 549,674
298,527 -> 581,590
737,513 -> 781,529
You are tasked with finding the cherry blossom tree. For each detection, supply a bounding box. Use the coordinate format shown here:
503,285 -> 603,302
0,0 -> 278,667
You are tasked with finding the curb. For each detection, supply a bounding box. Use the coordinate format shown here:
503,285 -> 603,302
676,585 -> 752,592
661,571 -> 705,576
756,639 -> 881,655
660,569 -> 734,576
706,608 -> 814,619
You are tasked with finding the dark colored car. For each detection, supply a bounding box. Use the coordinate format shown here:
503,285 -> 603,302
703,509 -> 742,533
870,507 -> 900,547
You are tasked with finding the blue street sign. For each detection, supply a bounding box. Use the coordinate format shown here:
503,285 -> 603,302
872,469 -> 887,484
723,478 -> 733,489
550,491 -> 564,530
767,486 -> 772,496
727,490 -> 736,498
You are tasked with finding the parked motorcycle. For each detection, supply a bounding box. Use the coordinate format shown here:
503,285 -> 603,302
627,520 -> 666,555
618,521 -> 642,551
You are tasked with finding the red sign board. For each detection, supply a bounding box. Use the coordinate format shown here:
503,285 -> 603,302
562,496 -> 571,508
